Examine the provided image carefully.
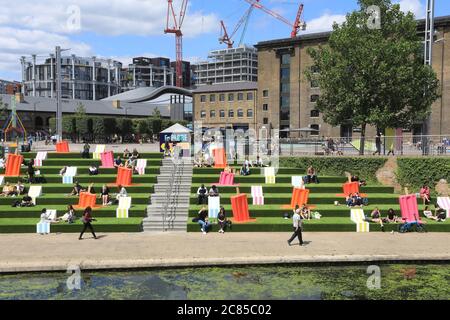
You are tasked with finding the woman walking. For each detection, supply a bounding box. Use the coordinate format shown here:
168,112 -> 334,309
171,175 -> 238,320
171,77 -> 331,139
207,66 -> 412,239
79,206 -> 97,240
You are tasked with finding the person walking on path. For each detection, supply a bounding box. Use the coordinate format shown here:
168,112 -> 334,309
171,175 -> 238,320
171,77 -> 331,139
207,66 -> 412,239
79,206 -> 97,240
287,205 -> 304,246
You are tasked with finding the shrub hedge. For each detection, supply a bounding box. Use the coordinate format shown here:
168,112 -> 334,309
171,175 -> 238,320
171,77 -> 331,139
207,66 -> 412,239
396,158 -> 450,189
279,157 -> 387,181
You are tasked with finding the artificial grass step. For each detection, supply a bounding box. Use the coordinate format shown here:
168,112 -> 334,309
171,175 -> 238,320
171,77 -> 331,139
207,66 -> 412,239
0,218 -> 143,233
190,184 -> 395,194
192,175 -> 347,184
1,166 -> 161,175
188,204 -> 413,218
189,193 -> 402,205
23,152 -> 164,159
193,167 -> 313,175
3,174 -> 158,184
7,183 -> 154,194
15,159 -> 162,167
0,204 -> 148,218
187,217 -> 450,233
0,193 -> 152,206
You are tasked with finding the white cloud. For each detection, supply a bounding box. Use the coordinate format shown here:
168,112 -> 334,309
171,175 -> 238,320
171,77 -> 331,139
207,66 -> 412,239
396,0 -> 425,18
303,13 -> 346,34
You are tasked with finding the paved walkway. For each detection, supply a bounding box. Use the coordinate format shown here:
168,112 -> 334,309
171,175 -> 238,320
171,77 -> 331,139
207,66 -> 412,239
1,232 -> 449,273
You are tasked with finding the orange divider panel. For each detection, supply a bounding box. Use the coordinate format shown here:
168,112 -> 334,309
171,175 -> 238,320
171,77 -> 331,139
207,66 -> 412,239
116,167 -> 132,186
290,188 -> 310,209
231,194 -> 250,222
213,148 -> 227,169
5,154 -> 23,177
56,140 -> 70,153
343,182 -> 359,196
78,192 -> 97,208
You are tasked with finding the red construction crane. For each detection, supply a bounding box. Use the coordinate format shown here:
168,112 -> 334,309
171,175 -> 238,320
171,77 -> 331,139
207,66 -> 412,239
243,0 -> 305,38
165,0 -> 188,88
219,1 -> 257,48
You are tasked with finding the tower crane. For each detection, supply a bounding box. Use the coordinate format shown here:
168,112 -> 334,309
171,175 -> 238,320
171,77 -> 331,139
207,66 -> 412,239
219,2 -> 257,48
164,0 -> 188,88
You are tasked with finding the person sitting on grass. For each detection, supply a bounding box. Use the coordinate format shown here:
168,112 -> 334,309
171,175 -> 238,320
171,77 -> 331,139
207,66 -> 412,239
123,148 -> 131,159
300,204 -> 311,220
366,207 -> 385,232
132,148 -> 140,159
433,204 -> 447,222
240,164 -> 250,176
197,184 -> 208,205
1,183 -> 15,197
346,193 -> 355,207
420,184 -> 432,205
209,185 -> 219,197
218,207 -> 227,234
68,181 -> 85,196
58,205 -> 76,223
15,180 -> 25,196
114,156 -> 123,168
12,195 -> 34,208
88,165 -> 99,176
305,166 -> 319,184
115,185 -> 128,203
386,208 -> 400,223
196,207 -> 210,235
253,156 -> 265,167
101,185 -> 110,206
59,166 -> 68,176
352,193 -> 367,207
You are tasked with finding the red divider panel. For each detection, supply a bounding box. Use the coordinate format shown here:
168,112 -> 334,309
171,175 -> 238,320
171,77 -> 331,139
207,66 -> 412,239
399,194 -> 420,222
101,151 -> 114,168
5,154 -> 23,177
213,148 -> 227,169
343,182 -> 359,196
116,167 -> 132,186
290,188 -> 310,209
231,194 -> 250,222
77,192 -> 97,208
56,141 -> 70,153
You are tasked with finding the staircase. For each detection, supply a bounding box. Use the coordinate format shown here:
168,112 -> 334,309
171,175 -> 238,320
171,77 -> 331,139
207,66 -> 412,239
143,152 -> 193,232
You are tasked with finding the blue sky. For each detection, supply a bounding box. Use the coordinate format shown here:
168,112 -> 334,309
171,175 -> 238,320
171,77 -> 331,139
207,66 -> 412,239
0,0 -> 448,81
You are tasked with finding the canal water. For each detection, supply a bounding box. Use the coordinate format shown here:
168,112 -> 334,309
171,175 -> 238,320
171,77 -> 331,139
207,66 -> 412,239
0,264 -> 448,300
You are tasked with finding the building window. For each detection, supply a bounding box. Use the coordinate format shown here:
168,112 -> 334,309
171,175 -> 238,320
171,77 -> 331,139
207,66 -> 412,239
237,109 -> 244,118
281,83 -> 290,93
210,94 -> 216,102
228,93 -> 234,102
219,94 -> 225,102
281,54 -> 291,65
310,65 -> 320,74
280,110 -> 290,121
310,124 -> 320,136
311,80 -> 320,88
247,109 -> 254,117
247,92 -> 254,100
310,94 -> 320,103
238,93 -> 244,101
210,110 -> 216,118
310,110 -> 320,118
263,117 -> 269,124
220,110 -> 225,118
263,104 -> 268,111
200,110 -> 206,118
281,96 -> 290,108
281,68 -> 290,80
229,109 -> 234,118
200,95 -> 206,103
263,90 -> 269,97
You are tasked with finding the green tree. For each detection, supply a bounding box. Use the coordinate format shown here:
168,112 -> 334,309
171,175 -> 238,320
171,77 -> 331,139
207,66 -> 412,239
137,119 -> 149,135
152,107 -> 161,118
305,0 -> 439,155
104,118 -> 117,136
74,103 -> 88,140
152,118 -> 162,135
92,117 -> 106,141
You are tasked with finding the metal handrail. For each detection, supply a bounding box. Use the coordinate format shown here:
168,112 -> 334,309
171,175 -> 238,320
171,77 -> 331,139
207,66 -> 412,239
162,146 -> 182,231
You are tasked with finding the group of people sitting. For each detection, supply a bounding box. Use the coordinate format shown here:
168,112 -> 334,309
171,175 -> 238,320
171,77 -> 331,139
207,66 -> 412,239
66,181 -> 128,206
195,206 -> 229,234
1,180 -> 25,197
193,152 -> 214,168
196,184 -> 219,205
364,207 -> 401,231
113,149 -> 141,173
346,192 -> 369,207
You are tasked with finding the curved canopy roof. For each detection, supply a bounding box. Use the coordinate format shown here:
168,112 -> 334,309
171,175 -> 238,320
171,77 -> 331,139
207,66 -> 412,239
102,86 -> 193,103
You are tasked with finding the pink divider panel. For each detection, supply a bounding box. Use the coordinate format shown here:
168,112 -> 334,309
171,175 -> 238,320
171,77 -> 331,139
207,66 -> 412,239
218,172 -> 235,186
101,151 -> 114,168
399,195 -> 420,222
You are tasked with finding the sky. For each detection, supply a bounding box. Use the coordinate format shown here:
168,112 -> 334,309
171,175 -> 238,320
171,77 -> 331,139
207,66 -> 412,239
0,0 -> 448,81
